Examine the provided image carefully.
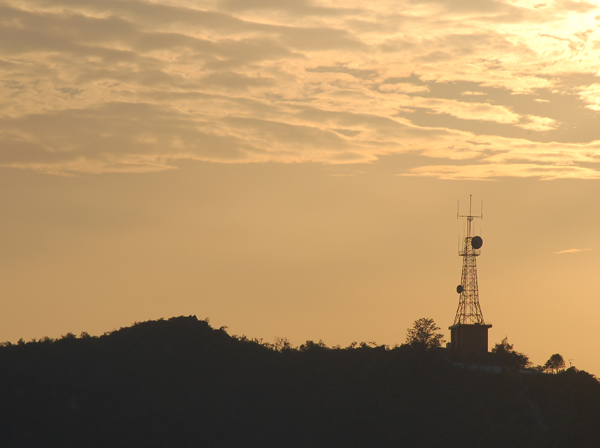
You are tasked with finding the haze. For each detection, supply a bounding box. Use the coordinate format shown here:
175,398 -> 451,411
1,0 -> 600,374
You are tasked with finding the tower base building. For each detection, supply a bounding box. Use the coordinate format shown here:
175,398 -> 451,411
449,323 -> 491,359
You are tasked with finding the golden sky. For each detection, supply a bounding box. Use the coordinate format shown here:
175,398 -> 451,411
1,0 -> 600,373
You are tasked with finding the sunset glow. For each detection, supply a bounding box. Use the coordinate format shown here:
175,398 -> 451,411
1,0 -> 600,375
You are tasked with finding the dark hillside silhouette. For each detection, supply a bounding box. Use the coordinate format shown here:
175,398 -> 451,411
0,316 -> 599,447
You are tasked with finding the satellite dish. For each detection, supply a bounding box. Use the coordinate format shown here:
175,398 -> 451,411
456,285 -> 463,294
471,236 -> 483,249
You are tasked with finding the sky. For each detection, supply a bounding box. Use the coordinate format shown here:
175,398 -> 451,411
1,0 -> 600,374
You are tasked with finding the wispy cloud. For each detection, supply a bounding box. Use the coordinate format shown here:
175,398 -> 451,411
554,248 -> 592,254
1,0 -> 600,177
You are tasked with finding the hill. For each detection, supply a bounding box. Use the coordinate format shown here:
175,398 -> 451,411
1,316 -> 599,447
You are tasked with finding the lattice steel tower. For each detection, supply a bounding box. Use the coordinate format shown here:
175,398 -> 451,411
449,196 -> 492,359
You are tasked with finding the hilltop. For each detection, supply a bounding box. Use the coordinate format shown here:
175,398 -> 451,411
1,316 -> 599,447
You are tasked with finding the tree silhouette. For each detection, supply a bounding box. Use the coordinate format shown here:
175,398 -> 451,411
405,318 -> 444,350
545,353 -> 566,373
489,337 -> 530,369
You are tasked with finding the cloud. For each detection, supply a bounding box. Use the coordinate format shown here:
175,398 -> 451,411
2,0 -> 600,178
219,0 -> 363,16
554,248 -> 592,254
402,163 -> 600,180
409,98 -> 522,124
556,0 -> 597,13
516,115 -> 558,131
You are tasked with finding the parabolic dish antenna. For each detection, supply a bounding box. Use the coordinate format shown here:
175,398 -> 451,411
456,285 -> 464,294
471,236 -> 483,249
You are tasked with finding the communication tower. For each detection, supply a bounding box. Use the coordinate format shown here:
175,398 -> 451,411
449,196 -> 492,359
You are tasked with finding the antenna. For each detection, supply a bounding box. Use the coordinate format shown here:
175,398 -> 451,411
457,195 -> 483,242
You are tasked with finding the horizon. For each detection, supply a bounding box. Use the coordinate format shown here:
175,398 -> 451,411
1,0 -> 600,376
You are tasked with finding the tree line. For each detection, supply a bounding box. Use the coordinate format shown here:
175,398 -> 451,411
0,315 -> 597,447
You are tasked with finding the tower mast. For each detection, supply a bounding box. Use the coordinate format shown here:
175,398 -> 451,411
454,195 -> 486,325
